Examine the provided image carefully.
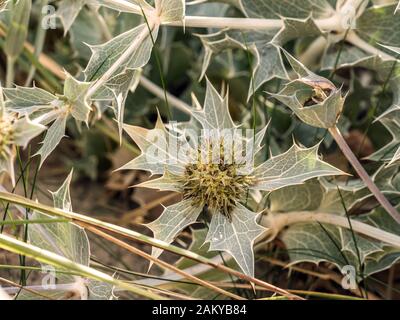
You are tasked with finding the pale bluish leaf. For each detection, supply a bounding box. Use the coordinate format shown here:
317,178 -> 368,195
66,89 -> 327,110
4,86 -> 57,114
146,200 -> 203,260
272,17 -> 324,45
136,171 -> 183,191
36,114 -> 68,167
84,23 -> 158,82
63,74 -> 91,123
356,3 -> 400,48
156,0 -> 185,23
50,169 -> 74,211
252,144 -> 345,191
12,116 -> 46,148
240,0 -> 334,19
367,117 -> 400,164
192,78 -> 236,130
205,203 -> 265,277
119,115 -> 190,175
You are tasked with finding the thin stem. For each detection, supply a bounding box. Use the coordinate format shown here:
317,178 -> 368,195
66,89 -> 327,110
0,191 -> 299,299
84,223 -> 245,300
139,76 -> 192,114
6,56 -> 15,87
262,211 -> 400,248
329,126 -> 400,224
25,0 -> 48,86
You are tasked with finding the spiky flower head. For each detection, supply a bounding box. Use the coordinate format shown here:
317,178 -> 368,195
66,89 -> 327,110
120,79 -> 344,276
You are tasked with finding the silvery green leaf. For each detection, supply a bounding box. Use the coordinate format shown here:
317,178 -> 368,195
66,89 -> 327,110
136,171 -> 183,191
156,0 -> 185,23
146,200 -> 203,260
396,1 -> 400,13
205,203 -> 265,277
252,143 -> 345,191
57,0 -> 86,35
87,280 -> 114,300
29,213 -> 89,267
4,0 -> 31,60
196,30 -> 245,80
12,116 -> 46,148
84,23 -> 158,82
272,17 -> 324,45
4,86 -> 57,114
93,69 -> 141,140
367,117 -> 400,164
50,169 -> 74,211
196,29 -> 286,95
119,115 -> 189,175
191,78 -> 236,130
36,114 -> 67,167
63,74 -> 91,123
28,169 -> 88,267
249,43 -> 287,98
356,3 -> 400,48
239,0 -> 335,19
321,43 -> 368,71
88,0 -> 153,13
282,206 -> 400,278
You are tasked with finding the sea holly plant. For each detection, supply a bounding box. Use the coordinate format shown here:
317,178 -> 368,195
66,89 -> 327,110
2,0 -> 400,300
119,79 -> 344,276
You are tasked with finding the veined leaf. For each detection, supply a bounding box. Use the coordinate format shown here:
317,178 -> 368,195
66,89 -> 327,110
281,206 -> 400,279
84,23 -> 158,82
146,199 -> 203,260
156,0 -> 185,24
239,0 -> 335,19
191,78 -> 236,130
119,115 -> 189,175
63,74 -> 92,123
28,170 -> 114,300
367,116 -> 400,165
356,3 -> 400,48
36,114 -> 68,168
252,143 -> 345,191
4,86 -> 58,114
205,203 -> 265,277
12,116 -> 46,148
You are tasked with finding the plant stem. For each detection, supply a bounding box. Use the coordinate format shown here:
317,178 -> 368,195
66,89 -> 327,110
84,223 -> 245,300
167,15 -> 342,31
6,56 -> 15,87
262,211 -> 400,248
0,191 -> 299,299
25,0 -> 48,86
330,126 -> 400,224
0,233 -> 166,299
